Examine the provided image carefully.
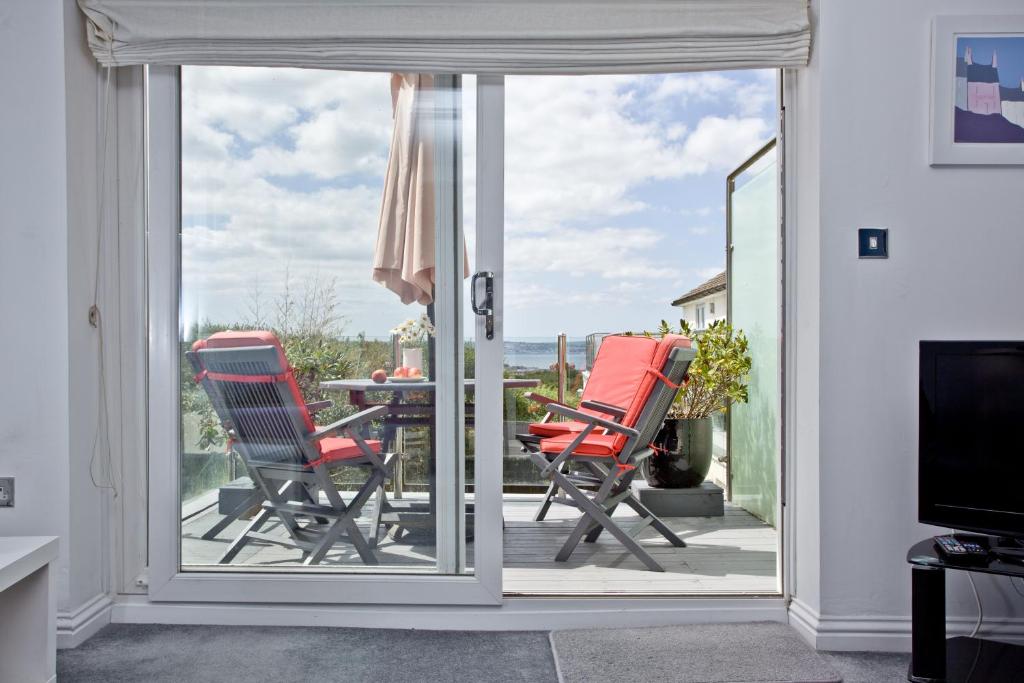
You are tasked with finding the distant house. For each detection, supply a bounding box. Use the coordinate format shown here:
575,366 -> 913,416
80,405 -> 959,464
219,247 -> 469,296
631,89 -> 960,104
1001,80 -> 1024,129
964,47 -> 1002,115
671,271 -> 727,332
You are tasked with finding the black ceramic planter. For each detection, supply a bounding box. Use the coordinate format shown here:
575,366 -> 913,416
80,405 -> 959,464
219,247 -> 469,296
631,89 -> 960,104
642,417 -> 714,488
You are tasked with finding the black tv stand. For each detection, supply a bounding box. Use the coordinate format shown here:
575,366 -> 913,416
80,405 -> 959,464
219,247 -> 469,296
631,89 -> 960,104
908,535 -> 1024,682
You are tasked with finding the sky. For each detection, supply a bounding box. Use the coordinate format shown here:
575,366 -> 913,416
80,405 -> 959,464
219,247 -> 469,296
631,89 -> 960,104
180,68 -> 777,340
956,36 -> 1024,89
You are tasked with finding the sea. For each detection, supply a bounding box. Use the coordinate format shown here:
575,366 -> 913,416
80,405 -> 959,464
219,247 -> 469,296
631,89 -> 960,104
504,337 -> 587,370
355,334 -> 589,371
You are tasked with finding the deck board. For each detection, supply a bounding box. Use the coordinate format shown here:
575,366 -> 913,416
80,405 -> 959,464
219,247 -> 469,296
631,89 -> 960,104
181,497 -> 778,595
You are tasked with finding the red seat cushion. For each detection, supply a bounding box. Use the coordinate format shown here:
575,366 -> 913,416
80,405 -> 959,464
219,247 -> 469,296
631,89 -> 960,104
539,433 -> 618,457
316,437 -> 382,464
527,420 -> 592,437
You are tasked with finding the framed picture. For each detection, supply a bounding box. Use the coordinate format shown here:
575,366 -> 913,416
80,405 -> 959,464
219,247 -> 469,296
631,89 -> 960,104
931,16 -> 1024,165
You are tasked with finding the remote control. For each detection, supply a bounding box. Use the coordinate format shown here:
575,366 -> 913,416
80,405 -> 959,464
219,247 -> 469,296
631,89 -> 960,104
934,535 -> 989,563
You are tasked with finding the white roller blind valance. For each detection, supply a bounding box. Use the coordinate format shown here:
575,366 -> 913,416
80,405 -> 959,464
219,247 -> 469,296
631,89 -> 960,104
78,0 -> 809,74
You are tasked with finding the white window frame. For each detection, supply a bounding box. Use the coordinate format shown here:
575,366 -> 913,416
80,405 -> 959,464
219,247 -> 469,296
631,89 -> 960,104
145,66 -> 506,605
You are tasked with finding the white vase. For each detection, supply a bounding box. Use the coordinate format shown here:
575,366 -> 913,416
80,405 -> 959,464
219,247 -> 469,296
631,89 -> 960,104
401,347 -> 423,372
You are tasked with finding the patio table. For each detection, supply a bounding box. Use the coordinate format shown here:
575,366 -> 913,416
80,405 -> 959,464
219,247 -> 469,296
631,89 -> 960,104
319,378 -> 539,438
318,377 -> 539,540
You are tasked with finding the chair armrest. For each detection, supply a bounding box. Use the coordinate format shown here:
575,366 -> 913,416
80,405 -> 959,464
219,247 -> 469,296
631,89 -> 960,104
580,399 -> 627,420
545,403 -> 639,439
305,400 -> 333,414
523,392 -> 556,406
309,405 -> 388,441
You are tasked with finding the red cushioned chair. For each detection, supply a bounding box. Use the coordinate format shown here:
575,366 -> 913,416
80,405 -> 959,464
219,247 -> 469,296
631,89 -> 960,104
519,335 -> 664,444
524,334 -> 695,572
518,335 -> 681,520
187,331 -> 398,566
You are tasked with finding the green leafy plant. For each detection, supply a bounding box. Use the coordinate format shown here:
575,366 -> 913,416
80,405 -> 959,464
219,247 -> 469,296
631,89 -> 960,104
649,319 -> 751,420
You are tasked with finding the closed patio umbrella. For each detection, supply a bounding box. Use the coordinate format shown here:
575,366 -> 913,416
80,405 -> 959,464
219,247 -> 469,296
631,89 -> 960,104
373,73 -> 468,306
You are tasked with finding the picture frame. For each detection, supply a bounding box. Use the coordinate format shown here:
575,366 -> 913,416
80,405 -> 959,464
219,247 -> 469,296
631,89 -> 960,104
931,15 -> 1024,166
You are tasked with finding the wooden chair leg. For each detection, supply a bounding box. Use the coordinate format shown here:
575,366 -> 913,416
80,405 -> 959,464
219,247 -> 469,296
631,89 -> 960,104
219,508 -> 270,564
621,493 -> 686,547
202,489 -> 263,540
533,479 -> 560,521
370,485 -> 385,548
530,452 -> 666,572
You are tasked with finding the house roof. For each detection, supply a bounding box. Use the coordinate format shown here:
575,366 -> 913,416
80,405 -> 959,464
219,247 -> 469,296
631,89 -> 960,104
967,63 -> 999,84
671,271 -> 726,306
1001,85 -> 1024,103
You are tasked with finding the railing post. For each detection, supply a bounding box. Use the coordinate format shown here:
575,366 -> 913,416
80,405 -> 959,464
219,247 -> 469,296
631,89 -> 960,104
391,333 -> 401,370
557,332 -> 567,408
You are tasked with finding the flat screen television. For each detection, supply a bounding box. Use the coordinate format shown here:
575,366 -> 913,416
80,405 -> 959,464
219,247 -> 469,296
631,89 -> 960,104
920,341 -> 1024,540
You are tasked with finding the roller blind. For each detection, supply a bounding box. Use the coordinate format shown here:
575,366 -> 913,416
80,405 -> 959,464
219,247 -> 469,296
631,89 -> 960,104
78,0 -> 809,74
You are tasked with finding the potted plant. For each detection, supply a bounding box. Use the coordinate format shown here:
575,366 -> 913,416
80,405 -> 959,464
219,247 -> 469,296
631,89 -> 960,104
642,319 -> 751,488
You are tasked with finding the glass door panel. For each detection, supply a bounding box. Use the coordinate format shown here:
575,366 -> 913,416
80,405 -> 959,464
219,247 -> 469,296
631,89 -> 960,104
499,72 -> 780,596
175,68 -> 482,576
727,141 -> 780,527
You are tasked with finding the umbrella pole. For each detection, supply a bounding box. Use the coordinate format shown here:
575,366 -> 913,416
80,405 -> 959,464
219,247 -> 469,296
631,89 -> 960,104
427,300 -> 437,518
427,301 -> 436,381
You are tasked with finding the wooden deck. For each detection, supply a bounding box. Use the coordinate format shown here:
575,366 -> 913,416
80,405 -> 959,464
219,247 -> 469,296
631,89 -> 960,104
181,496 -> 778,596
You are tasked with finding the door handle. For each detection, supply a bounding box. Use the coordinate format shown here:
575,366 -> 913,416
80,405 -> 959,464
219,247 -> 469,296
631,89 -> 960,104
471,271 -> 494,340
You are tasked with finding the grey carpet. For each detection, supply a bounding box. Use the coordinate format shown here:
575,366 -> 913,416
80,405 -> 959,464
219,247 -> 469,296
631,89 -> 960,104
56,624 -> 558,683
550,622 -> 842,683
820,652 -> 910,683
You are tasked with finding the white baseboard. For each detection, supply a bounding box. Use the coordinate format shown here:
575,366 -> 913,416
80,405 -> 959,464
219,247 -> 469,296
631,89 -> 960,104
789,597 -> 1024,652
111,594 -> 787,632
58,593 -> 113,649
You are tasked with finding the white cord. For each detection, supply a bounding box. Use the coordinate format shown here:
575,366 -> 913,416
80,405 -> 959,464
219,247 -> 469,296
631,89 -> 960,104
966,570 -> 983,637
88,64 -> 118,497
950,530 -> 983,638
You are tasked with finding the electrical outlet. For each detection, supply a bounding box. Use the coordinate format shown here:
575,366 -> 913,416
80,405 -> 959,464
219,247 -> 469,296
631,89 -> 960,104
0,478 -> 13,507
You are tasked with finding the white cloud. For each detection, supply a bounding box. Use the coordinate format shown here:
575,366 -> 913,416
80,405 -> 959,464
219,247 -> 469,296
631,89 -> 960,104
651,70 -> 776,118
652,73 -> 738,103
505,75 -> 688,228
680,116 -> 773,174
695,266 -> 725,280
179,68 -> 772,336
505,226 -> 676,280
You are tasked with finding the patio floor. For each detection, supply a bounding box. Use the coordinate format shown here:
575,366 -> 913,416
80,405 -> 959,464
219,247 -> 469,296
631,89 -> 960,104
181,495 -> 778,596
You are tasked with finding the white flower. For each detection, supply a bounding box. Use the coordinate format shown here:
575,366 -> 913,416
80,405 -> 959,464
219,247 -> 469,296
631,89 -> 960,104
391,315 -> 436,345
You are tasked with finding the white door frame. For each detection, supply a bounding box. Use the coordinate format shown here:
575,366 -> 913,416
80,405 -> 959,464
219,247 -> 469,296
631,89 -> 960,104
145,66 -> 504,605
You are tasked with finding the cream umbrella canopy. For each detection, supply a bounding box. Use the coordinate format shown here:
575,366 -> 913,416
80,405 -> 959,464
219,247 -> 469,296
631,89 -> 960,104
373,73 -> 468,306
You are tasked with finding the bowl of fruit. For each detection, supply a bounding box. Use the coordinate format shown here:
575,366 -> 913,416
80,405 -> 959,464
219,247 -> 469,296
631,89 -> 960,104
371,367 -> 425,383
391,366 -> 425,382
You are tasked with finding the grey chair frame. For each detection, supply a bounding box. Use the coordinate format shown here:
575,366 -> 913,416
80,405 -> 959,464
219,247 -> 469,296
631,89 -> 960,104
187,344 -> 397,566
526,346 -> 696,572
517,394 -> 626,522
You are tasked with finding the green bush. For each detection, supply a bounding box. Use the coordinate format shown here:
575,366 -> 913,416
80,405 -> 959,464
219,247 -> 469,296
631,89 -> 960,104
647,319 -> 751,419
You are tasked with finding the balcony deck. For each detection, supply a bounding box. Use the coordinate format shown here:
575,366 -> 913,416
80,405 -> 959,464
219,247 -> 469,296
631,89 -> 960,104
181,495 -> 777,595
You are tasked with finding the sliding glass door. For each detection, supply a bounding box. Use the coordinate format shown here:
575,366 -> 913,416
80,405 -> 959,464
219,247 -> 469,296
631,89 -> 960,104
146,65 -> 783,602
147,67 -> 505,604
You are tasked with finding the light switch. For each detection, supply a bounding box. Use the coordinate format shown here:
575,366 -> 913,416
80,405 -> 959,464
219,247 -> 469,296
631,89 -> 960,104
858,228 -> 888,259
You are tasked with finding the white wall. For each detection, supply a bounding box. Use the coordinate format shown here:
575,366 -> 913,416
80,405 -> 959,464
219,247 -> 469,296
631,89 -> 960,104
0,0 -> 113,647
0,0 -> 72,609
63,0 -> 117,628
790,0 -> 1024,650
